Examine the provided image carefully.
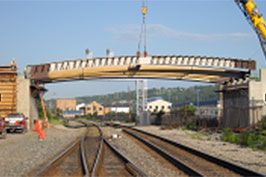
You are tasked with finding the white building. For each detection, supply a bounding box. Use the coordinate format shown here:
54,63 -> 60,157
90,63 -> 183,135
147,97 -> 172,113
76,103 -> 86,111
111,107 -> 130,113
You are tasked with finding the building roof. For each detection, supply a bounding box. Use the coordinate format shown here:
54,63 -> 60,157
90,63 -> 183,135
63,110 -> 82,114
86,101 -> 103,107
147,96 -> 164,103
0,64 -> 12,67
173,100 -> 219,108
56,98 -> 76,100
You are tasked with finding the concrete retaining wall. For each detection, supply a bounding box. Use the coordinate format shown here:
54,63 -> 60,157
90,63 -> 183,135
17,75 -> 39,130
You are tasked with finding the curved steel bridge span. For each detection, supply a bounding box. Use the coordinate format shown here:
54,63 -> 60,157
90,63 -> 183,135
26,55 -> 256,84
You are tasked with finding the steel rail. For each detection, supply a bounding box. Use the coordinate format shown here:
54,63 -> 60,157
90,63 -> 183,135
123,129 -> 204,177
32,126 -> 89,177
125,126 -> 265,177
91,132 -> 103,177
90,123 -> 149,177
103,137 -> 149,177
32,138 -> 81,177
80,136 -> 89,177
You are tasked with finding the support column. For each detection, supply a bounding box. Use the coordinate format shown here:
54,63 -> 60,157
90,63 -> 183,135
135,80 -> 150,126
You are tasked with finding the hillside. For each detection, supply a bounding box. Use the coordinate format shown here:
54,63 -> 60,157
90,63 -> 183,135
46,84 -> 219,111
75,84 -> 219,105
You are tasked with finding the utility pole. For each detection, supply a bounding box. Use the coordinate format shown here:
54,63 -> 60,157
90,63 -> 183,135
115,93 -> 118,120
136,80 -> 139,117
135,79 -> 148,125
196,88 -> 200,108
104,96 -> 107,118
128,86 -> 132,122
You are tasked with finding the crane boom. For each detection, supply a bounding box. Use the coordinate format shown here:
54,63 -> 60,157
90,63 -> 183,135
236,0 -> 266,59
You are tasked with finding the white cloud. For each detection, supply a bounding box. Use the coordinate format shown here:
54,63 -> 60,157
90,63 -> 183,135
107,24 -> 254,43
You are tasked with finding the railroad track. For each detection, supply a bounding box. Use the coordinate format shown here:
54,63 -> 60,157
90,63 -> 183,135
32,123 -> 90,177
91,123 -> 148,177
32,121 -> 147,177
112,124 -> 265,177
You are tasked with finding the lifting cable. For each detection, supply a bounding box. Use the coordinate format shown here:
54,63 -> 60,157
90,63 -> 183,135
137,0 -> 148,57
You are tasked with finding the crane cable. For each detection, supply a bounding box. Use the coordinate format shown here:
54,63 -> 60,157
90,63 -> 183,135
137,0 -> 148,57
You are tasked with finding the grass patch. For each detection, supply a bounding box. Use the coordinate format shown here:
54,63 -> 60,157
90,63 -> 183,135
190,133 -> 204,140
222,128 -> 266,151
184,131 -> 207,140
75,117 -> 98,121
49,119 -> 66,126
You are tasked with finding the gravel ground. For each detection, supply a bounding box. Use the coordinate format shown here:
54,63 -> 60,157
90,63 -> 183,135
0,125 -> 86,177
135,126 -> 266,174
102,127 -> 187,177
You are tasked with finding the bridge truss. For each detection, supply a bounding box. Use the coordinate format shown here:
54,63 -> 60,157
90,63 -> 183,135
26,55 -> 256,84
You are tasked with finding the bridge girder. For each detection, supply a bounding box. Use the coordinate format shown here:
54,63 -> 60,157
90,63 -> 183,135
26,55 -> 255,84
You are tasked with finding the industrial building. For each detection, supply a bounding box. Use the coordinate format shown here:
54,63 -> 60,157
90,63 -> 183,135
56,98 -> 77,111
85,101 -> 105,116
147,97 -> 172,113
0,61 -> 17,118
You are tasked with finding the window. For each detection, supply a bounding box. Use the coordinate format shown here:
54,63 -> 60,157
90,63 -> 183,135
149,106 -> 152,109
93,106 -> 96,111
168,106 -> 171,109
162,106 -> 165,109
155,106 -> 158,109
0,94 -> 1,102
99,107 -> 102,111
87,107 -> 91,111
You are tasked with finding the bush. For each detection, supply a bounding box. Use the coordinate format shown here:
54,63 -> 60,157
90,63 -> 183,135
247,133 -> 258,148
222,128 -> 266,152
222,128 -> 233,142
239,131 -> 249,146
154,110 -> 164,125
258,115 -> 266,132
184,122 -> 195,131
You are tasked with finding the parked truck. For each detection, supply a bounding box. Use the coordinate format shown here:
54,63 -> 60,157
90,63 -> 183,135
5,113 -> 28,133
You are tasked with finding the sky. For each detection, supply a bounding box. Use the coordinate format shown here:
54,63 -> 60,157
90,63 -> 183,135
0,0 -> 266,99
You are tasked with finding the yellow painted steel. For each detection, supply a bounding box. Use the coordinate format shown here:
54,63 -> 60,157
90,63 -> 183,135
141,6 -> 147,16
244,0 -> 266,40
48,65 -> 227,82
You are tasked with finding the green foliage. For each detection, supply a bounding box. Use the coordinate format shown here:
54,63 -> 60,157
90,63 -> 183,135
49,119 -> 66,126
130,110 -> 136,122
258,115 -> 266,132
184,123 -> 195,131
153,110 -> 165,125
247,133 -> 258,148
50,85 -> 219,106
238,131 -> 249,145
38,99 -> 44,119
106,111 -> 115,116
222,128 -> 233,142
222,128 -> 266,151
171,105 -> 197,116
93,111 -> 98,117
55,108 -> 63,117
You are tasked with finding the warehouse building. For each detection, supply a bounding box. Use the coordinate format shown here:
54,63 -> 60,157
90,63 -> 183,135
147,97 -> 172,113
56,98 -> 76,111
0,61 -> 17,118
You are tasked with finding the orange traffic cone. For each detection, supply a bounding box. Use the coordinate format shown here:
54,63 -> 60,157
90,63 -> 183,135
33,120 -> 41,132
39,129 -> 46,141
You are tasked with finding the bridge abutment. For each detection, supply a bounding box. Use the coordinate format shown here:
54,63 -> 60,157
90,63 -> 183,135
222,69 -> 266,128
17,75 -> 39,130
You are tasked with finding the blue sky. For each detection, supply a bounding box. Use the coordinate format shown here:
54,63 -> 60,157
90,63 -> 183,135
0,0 -> 265,99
